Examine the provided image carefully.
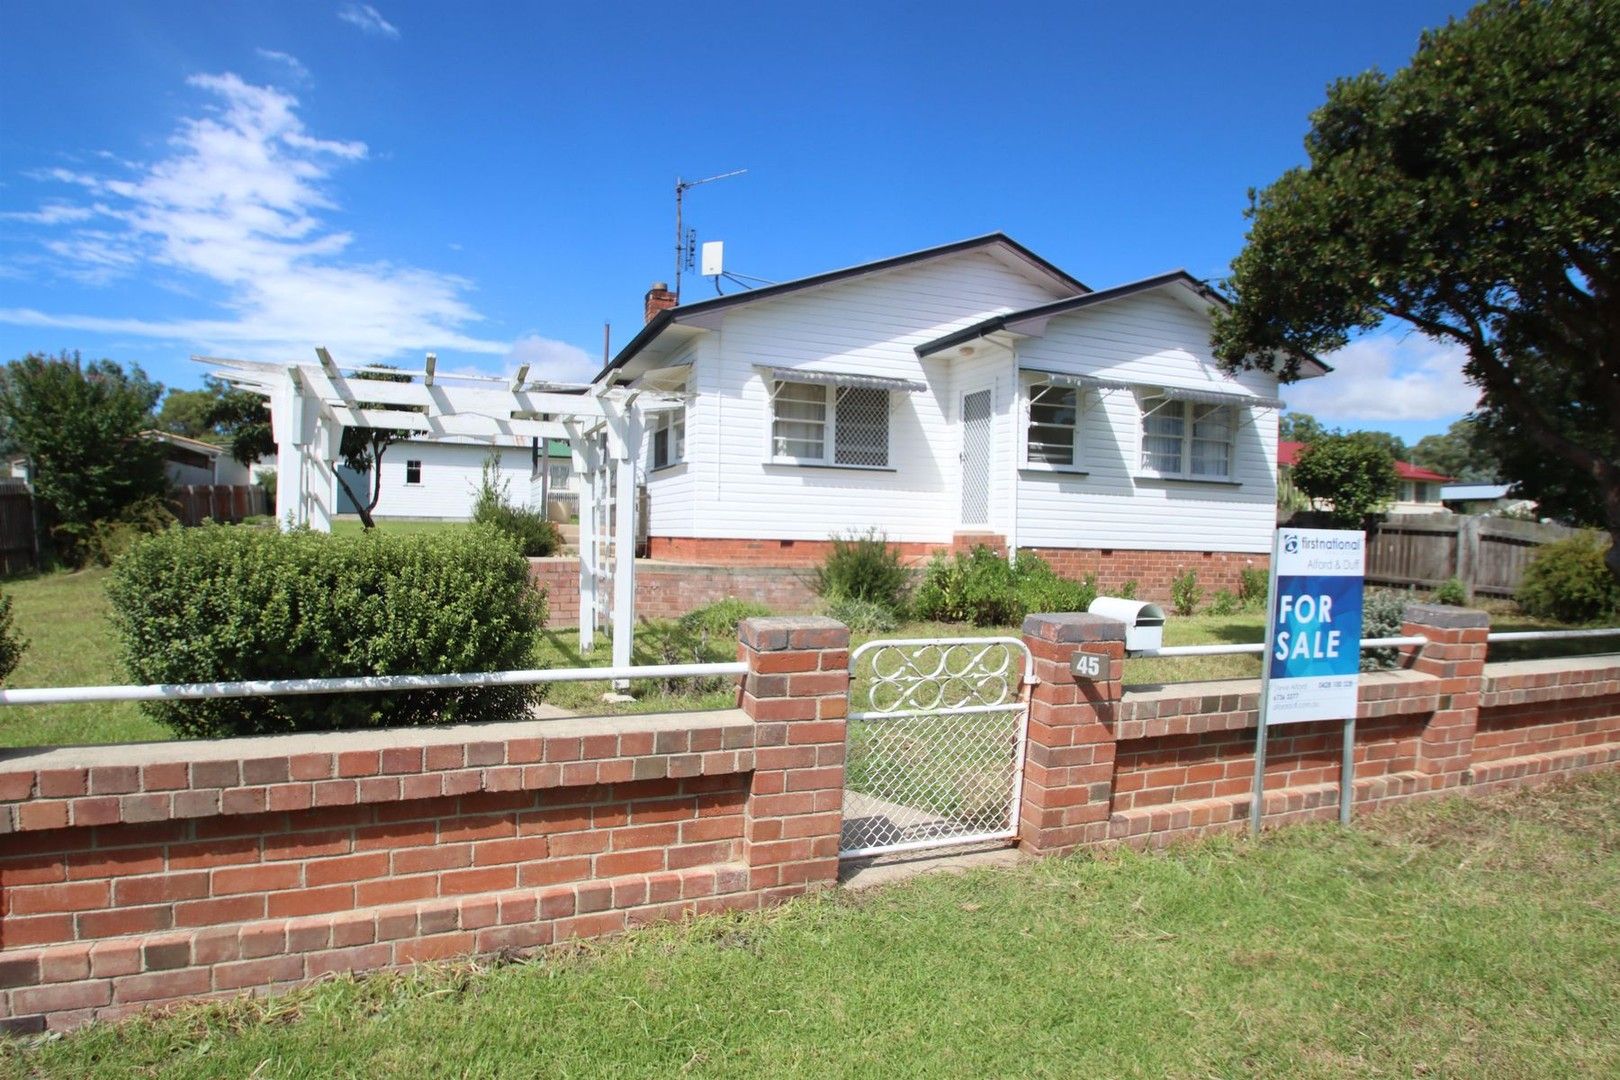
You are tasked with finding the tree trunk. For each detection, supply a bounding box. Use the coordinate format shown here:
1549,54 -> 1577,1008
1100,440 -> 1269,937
333,470 -> 375,530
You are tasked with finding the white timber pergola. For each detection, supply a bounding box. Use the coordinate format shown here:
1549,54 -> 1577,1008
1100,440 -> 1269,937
198,350 -> 682,677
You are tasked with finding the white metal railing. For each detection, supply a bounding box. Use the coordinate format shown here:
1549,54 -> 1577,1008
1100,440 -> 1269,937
1485,627 -> 1620,643
1131,635 -> 1428,659
0,662 -> 749,707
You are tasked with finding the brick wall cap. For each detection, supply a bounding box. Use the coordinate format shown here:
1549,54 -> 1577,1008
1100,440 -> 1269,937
1022,612 -> 1127,643
1402,603 -> 1489,629
739,616 -> 849,651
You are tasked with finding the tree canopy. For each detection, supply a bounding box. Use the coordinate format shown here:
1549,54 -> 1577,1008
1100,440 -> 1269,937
1408,418 -> 1499,484
1212,0 -> 1620,577
0,350 -> 168,539
1289,433 -> 1400,527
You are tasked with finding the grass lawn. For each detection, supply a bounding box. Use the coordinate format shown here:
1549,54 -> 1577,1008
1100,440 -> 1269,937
5,772 -> 1618,1078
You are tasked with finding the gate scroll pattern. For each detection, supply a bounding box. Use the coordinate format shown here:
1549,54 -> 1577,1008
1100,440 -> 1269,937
841,637 -> 1034,859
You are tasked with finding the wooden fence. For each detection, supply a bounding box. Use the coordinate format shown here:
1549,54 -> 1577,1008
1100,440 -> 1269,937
0,480 -> 37,575
170,484 -> 270,527
1364,513 -> 1581,597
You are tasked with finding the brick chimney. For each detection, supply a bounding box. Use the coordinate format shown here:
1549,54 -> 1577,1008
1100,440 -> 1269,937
644,282 -> 677,323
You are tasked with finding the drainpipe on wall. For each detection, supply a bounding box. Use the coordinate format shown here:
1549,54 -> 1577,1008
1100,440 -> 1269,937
1007,339 -> 1019,567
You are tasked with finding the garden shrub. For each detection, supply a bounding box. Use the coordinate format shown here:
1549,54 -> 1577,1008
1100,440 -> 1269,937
1238,566 -> 1269,610
911,547 -> 1096,627
825,596 -> 899,634
0,593 -> 27,685
1170,570 -> 1203,616
813,529 -> 909,610
1360,586 -> 1411,671
471,458 -> 561,557
1208,590 -> 1238,616
1516,533 -> 1620,623
53,495 -> 176,568
677,598 -> 773,638
108,524 -> 548,738
1434,576 -> 1470,607
1118,579 -> 1139,600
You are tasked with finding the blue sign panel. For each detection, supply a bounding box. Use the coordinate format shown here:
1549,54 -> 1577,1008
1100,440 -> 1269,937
1265,529 -> 1366,725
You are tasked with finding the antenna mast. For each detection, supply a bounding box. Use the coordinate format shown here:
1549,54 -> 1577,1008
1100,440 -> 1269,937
674,168 -> 746,299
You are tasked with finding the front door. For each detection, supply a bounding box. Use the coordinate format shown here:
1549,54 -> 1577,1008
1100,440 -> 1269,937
960,388 -> 993,527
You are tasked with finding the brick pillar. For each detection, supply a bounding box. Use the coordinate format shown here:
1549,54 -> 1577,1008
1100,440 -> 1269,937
1399,603 -> 1490,791
1018,613 -> 1126,856
736,616 -> 850,901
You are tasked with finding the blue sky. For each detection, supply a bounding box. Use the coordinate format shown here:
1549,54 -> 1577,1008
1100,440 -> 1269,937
1,1 -> 1476,443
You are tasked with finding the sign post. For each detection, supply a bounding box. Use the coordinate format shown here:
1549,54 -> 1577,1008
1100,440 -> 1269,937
1251,528 -> 1366,837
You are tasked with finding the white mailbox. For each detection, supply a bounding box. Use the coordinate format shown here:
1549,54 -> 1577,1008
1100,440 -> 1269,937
1088,597 -> 1166,653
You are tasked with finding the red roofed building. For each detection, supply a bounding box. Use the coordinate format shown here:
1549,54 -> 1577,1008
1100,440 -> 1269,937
1279,440 -> 1453,515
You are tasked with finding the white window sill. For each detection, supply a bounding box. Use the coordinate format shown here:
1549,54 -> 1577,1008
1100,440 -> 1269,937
765,460 -> 896,474
1134,473 -> 1242,487
1019,463 -> 1089,476
649,461 -> 687,477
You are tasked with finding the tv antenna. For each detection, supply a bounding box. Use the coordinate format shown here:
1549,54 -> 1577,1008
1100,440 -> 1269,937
674,168 -> 746,299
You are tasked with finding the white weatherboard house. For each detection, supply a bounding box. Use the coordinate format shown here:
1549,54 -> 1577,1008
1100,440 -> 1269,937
597,234 -> 1326,592
336,437 -> 576,521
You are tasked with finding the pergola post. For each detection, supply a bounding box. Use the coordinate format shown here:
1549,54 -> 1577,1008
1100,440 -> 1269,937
270,376 -> 303,529
570,421 -> 599,654
609,407 -> 641,686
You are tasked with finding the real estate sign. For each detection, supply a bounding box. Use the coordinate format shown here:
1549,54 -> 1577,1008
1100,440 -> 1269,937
1263,528 -> 1366,725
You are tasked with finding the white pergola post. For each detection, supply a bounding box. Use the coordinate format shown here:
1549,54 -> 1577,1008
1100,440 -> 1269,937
607,405 -> 640,685
569,420 -> 599,654
270,376 -> 303,528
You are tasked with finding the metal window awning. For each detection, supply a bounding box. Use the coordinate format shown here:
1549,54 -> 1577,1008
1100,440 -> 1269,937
759,366 -> 927,394
1019,369 -> 1282,409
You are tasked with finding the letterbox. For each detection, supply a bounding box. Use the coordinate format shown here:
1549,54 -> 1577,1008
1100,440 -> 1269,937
1087,597 -> 1166,653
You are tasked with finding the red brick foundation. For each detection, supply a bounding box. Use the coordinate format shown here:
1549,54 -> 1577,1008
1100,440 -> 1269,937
1025,547 -> 1268,601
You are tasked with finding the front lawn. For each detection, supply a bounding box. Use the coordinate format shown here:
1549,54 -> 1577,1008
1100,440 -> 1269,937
5,772 -> 1618,1078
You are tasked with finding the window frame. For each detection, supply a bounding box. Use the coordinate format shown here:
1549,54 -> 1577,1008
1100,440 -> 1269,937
1136,394 -> 1238,482
1019,374 -> 1086,472
404,459 -> 423,486
649,388 -> 687,472
766,378 -> 892,470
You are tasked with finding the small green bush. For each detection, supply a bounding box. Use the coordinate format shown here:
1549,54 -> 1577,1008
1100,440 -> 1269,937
825,596 -> 899,634
677,598 -> 773,638
53,495 -> 177,568
471,457 -> 561,557
1516,533 -> 1620,623
1361,587 -> 1411,671
1118,579 -> 1140,600
813,529 -> 909,610
1208,590 -> 1238,616
1238,566 -> 1269,610
1170,570 -> 1203,616
0,593 -> 28,685
1434,577 -> 1470,607
108,524 -> 548,738
911,548 -> 1096,627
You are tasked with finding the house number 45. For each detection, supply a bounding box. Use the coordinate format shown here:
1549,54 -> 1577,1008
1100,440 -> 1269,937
1069,651 -> 1104,680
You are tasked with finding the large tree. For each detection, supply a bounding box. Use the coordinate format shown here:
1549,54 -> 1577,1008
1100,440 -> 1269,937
1212,0 -> 1620,578
1290,433 -> 1401,527
1408,418 -> 1500,484
0,350 -> 168,536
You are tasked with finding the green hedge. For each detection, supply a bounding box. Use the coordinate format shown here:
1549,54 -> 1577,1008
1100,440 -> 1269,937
1516,533 -> 1620,623
108,524 -> 548,738
911,548 -> 1097,627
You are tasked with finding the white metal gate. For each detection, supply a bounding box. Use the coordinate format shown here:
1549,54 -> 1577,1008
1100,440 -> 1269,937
841,637 -> 1034,859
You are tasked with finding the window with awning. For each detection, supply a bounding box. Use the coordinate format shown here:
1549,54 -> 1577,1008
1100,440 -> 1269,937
761,367 -> 923,469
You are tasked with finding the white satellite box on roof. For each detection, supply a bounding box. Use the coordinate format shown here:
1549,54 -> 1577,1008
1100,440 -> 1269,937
700,240 -> 724,277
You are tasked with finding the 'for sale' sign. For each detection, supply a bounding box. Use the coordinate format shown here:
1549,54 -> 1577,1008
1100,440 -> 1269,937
1264,528 -> 1365,725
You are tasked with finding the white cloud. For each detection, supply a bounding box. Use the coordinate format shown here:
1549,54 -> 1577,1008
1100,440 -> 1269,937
0,203 -> 94,225
256,48 -> 310,82
337,4 -> 399,39
1,71 -> 524,364
1283,332 -> 1480,422
507,333 -> 598,384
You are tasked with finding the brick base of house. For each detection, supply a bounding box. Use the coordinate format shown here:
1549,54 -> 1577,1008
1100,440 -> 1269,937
533,541 -> 1270,626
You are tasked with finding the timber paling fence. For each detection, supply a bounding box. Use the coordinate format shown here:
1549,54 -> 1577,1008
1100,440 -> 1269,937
0,480 -> 37,575
170,483 -> 270,527
1363,513 -> 1581,597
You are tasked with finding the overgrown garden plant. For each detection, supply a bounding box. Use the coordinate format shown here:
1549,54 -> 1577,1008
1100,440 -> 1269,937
108,525 -> 548,738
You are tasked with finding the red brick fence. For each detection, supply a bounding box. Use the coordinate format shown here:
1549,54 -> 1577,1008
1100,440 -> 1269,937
2,607 -> 1616,1033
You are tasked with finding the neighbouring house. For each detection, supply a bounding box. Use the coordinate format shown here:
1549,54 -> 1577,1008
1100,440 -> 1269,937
1442,483 -> 1536,517
141,430 -> 257,487
594,233 -> 1325,596
335,436 -> 576,521
1277,440 -> 1452,516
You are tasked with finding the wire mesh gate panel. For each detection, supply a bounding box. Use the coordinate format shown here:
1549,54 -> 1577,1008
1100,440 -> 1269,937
841,637 -> 1034,859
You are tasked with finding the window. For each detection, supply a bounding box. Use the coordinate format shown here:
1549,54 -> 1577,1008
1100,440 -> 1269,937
650,398 -> 686,471
1024,380 -> 1081,468
769,380 -> 890,468
548,460 -> 573,491
404,460 -> 423,485
1139,395 -> 1236,480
